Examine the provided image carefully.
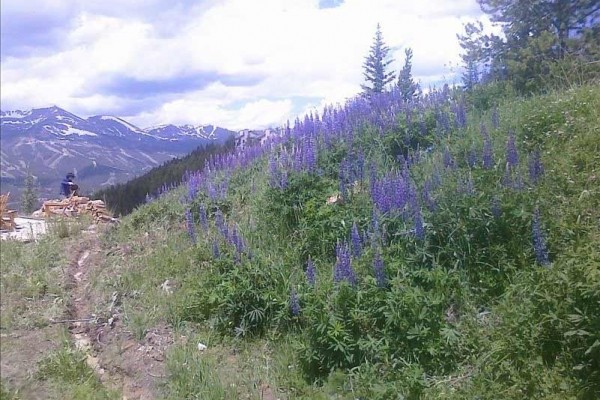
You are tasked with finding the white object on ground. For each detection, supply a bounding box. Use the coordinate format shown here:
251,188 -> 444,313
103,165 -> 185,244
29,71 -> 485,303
197,342 -> 207,351
0,217 -> 47,241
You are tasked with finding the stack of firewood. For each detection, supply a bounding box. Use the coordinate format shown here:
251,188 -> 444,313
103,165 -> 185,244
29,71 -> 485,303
38,196 -> 117,223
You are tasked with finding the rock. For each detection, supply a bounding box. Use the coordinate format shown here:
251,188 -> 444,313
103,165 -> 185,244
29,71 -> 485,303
161,280 -> 172,294
197,342 -> 207,351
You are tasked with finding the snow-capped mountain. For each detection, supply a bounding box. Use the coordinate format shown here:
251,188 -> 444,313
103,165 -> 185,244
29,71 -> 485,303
0,106 -> 235,204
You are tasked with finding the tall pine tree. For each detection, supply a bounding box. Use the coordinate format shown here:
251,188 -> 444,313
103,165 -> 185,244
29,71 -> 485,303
21,171 -> 38,214
361,23 -> 395,96
459,0 -> 600,92
397,47 -> 419,101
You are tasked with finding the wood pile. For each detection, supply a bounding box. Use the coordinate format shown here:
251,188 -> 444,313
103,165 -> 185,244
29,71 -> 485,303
39,196 -> 118,224
0,193 -> 17,231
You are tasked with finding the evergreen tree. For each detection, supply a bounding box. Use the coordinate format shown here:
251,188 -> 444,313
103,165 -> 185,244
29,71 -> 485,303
361,23 -> 395,96
459,0 -> 600,92
397,47 -> 419,101
462,59 -> 480,90
21,171 -> 37,214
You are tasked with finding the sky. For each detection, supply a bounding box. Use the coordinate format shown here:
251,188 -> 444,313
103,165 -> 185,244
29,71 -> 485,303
0,0 -> 493,130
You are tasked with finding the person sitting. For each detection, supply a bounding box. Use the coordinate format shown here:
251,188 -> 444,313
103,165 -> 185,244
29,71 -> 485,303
60,172 -> 79,198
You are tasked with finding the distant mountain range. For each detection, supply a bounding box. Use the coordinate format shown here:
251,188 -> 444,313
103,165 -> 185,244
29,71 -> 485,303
0,106 -> 236,206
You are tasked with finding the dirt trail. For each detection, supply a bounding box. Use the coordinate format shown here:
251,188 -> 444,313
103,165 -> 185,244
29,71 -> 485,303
67,227 -> 173,400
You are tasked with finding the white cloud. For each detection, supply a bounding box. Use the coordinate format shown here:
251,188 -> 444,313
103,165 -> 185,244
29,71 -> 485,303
1,0 -> 493,129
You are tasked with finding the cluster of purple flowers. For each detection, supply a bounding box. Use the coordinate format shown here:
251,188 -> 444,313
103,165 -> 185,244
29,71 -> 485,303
185,209 -> 196,244
333,241 -> 357,286
215,209 -> 228,238
370,169 -> 416,217
505,130 -> 519,169
481,124 -> 495,169
212,239 -> 220,258
351,222 -> 363,258
443,147 -> 455,169
467,145 -> 479,168
289,288 -> 301,316
268,154 -> 289,189
532,207 -> 550,266
207,179 -> 229,201
199,204 -> 208,231
188,173 -> 201,200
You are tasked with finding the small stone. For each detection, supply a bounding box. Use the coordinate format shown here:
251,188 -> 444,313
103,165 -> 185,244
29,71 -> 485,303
161,280 -> 172,294
197,342 -> 207,351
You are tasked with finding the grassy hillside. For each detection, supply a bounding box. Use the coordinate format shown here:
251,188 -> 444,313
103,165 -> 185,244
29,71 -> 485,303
3,85 -> 598,399
93,83 -> 599,399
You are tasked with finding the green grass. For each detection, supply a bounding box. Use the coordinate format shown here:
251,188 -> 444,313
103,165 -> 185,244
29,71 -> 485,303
36,340 -> 119,399
0,235 -> 67,330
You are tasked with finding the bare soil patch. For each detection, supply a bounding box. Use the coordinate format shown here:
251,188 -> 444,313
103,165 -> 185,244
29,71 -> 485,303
66,229 -> 174,400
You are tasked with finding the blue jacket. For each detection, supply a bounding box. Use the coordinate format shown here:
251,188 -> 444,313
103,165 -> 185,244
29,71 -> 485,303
60,178 -> 73,196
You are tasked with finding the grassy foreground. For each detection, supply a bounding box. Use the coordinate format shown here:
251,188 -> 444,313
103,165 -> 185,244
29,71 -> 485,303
2,84 -> 599,399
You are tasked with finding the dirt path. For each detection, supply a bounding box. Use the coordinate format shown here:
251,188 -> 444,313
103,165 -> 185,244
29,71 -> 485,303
66,227 -> 174,400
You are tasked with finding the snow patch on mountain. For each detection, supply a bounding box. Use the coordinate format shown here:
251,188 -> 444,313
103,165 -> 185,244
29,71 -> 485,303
64,127 -> 98,136
98,115 -> 143,133
0,110 -> 32,118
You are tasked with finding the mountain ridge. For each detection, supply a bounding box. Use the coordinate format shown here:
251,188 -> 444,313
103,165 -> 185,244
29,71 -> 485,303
0,105 -> 237,206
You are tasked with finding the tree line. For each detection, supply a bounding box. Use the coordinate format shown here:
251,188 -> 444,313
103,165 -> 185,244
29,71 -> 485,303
362,1 -> 599,98
93,138 -> 236,216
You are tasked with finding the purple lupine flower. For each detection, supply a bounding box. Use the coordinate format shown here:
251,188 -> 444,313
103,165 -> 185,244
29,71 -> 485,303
333,242 -> 357,286
373,250 -> 387,288
481,124 -> 494,169
215,209 -> 228,238
532,208 -> 550,266
453,98 -> 467,129
528,151 -> 544,184
491,196 -> 502,218
185,209 -> 196,244
351,222 -> 362,258
371,209 -> 381,240
212,240 -> 220,258
467,145 -> 478,168
207,183 -> 218,200
188,174 -> 200,200
279,170 -> 289,189
413,208 -> 425,239
289,288 -> 301,316
356,151 -> 365,183
463,173 -> 475,195
199,204 -> 208,231
443,147 -> 455,169
491,106 -> 499,129
305,136 -> 317,172
229,225 -> 244,254
305,257 -> 316,286
506,130 -> 519,168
